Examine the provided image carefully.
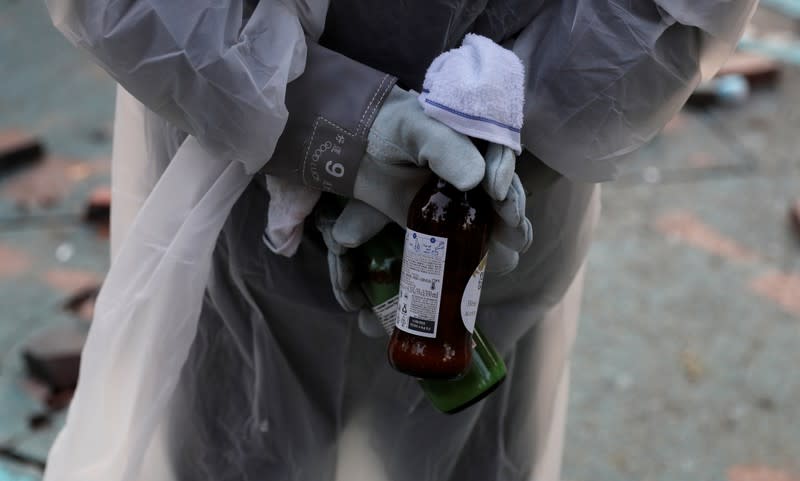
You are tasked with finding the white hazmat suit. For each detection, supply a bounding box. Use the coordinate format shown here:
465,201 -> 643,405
44,0 -> 756,480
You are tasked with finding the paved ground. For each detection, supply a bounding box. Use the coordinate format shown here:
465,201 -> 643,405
1,2 -> 799,481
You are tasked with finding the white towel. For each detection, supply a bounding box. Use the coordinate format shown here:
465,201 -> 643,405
418,34 -> 525,154
262,175 -> 321,257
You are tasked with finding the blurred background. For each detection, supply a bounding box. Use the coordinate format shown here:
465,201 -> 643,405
1,1 -> 799,480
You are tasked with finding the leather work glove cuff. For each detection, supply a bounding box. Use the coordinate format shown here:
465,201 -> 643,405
262,42 -> 397,196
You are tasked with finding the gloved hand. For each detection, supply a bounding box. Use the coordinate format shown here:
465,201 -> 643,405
316,85 -> 534,332
351,85 -> 483,224
317,188 -> 530,337
315,199 -> 402,338
339,146 -> 531,274
481,142 -> 533,275
349,85 -> 533,272
315,200 -> 387,337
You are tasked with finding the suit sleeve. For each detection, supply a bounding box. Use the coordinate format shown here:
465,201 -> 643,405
512,0 -> 757,182
47,0 -> 395,184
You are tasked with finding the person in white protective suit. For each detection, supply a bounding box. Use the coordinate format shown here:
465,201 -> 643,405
43,1 -> 756,480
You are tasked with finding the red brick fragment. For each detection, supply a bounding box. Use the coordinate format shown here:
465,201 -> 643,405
46,388 -> 75,411
728,465 -> 800,481
717,52 -> 781,89
63,284 -> 100,323
750,271 -> 800,318
84,186 -> 111,233
0,243 -> 31,279
1,156 -> 71,209
0,130 -> 45,174
22,325 -> 85,403
42,268 -> 101,294
654,210 -> 759,263
23,352 -> 81,392
790,199 -> 800,239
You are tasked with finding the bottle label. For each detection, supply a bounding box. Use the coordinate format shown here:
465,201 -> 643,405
372,294 -> 399,334
460,254 -> 487,334
395,228 -> 448,338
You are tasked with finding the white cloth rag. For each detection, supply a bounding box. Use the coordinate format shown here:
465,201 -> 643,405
419,34 -> 525,153
263,175 -> 321,256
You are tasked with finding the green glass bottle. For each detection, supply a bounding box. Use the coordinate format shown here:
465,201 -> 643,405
356,223 -> 507,414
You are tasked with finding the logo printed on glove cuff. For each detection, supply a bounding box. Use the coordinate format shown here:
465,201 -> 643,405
302,117 -> 363,196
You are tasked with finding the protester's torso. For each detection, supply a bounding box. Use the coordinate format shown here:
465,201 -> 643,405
319,0 -> 547,89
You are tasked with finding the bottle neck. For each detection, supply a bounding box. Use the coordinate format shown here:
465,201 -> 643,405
432,177 -> 469,201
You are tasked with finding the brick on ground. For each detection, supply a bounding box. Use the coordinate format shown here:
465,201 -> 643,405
0,131 -> 44,175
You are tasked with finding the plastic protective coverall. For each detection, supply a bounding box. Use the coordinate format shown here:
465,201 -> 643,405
44,1 -> 756,480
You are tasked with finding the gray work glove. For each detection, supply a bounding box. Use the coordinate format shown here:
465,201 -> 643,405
315,88 -> 533,331
316,180 -> 529,337
314,200 -> 385,337
348,85 -> 532,270
352,85 -> 483,223
314,200 -> 398,338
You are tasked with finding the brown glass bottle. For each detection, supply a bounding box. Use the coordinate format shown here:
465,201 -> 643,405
387,176 -> 492,379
